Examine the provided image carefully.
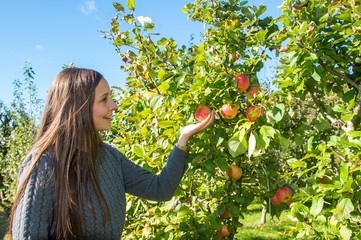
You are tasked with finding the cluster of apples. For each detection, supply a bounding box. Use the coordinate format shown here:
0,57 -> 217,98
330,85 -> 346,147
215,164 -> 242,237
195,74 -> 263,123
270,186 -> 293,206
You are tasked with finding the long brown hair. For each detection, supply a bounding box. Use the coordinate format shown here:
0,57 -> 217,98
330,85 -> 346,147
8,68 -> 110,239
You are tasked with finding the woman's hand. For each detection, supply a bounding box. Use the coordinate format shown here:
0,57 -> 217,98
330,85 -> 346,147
177,110 -> 215,147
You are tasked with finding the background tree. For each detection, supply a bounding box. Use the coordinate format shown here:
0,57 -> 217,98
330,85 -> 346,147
0,62 -> 42,214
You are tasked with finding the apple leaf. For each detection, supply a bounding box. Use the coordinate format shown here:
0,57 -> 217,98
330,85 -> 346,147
331,198 -> 354,220
228,129 -> 247,157
127,0 -> 135,11
150,95 -> 163,111
112,2 -> 125,12
158,120 -> 175,128
339,162 -> 349,185
133,145 -> 145,157
340,224 -> 352,240
260,125 -> 276,138
229,205 -> 240,217
310,197 -> 324,216
272,103 -> 285,122
216,158 -> 229,172
214,128 -> 226,147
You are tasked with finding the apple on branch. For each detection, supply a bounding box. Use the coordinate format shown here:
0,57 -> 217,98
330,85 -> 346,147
247,86 -> 261,98
226,165 -> 242,180
270,195 -> 281,206
216,225 -> 230,237
195,105 -> 211,122
234,74 -> 249,92
221,104 -> 238,119
275,187 -> 293,204
220,207 -> 232,218
246,106 -> 263,122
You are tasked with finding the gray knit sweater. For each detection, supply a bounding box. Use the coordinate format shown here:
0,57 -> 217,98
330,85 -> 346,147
12,143 -> 188,239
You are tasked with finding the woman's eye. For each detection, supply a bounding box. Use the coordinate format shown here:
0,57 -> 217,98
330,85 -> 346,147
102,97 -> 108,102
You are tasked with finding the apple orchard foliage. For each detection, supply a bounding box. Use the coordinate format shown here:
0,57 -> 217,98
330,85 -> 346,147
101,0 -> 361,239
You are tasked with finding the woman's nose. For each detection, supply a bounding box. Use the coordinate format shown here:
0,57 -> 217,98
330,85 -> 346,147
110,98 -> 117,111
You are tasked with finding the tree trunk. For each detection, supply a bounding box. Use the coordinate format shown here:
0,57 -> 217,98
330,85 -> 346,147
260,205 -> 267,225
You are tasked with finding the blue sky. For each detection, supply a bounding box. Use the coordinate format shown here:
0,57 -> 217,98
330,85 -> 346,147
0,0 -> 283,107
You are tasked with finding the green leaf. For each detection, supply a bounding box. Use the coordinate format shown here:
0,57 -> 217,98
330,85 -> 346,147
123,14 -> 135,24
278,135 -> 289,148
158,69 -> 166,81
228,129 -> 248,157
312,67 -> 321,81
333,105 -> 347,112
256,29 -> 266,42
339,162 -> 349,184
159,82 -> 170,94
157,38 -> 168,46
140,108 -> 152,118
214,128 -> 226,147
340,224 -> 352,240
331,198 -> 354,219
112,2 -> 124,12
310,197 -> 324,216
273,103 -> 284,121
216,158 -> 229,172
341,113 -> 353,122
287,158 -> 306,169
158,120 -> 175,128
205,212 -> 221,230
127,0 -> 135,10
174,71 -> 187,85
260,125 -> 276,138
133,145 -> 145,157
150,95 -> 163,111
229,205 -> 240,217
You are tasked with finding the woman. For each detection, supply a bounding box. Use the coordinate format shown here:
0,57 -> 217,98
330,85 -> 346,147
8,68 -> 214,239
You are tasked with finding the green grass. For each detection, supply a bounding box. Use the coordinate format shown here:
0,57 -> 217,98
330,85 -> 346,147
0,211 -> 8,240
234,203 -> 294,240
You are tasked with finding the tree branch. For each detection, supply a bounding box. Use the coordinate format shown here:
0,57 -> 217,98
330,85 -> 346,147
318,60 -> 360,92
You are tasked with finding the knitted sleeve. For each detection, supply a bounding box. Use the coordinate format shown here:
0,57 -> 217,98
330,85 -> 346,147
114,145 -> 188,201
12,153 -> 54,240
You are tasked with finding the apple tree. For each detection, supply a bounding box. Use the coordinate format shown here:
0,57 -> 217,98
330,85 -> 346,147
270,0 -> 361,239
101,0 -> 296,239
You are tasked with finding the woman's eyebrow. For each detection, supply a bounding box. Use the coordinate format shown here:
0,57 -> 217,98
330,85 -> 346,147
100,92 -> 110,98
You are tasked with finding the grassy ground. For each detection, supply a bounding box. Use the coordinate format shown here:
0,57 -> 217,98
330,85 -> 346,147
234,203 -> 294,240
0,211 -> 8,240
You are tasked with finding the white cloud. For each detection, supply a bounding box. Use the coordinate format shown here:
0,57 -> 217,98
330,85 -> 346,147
35,45 -> 43,50
80,0 -> 97,15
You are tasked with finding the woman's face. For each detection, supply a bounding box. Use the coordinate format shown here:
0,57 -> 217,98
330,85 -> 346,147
93,79 -> 117,131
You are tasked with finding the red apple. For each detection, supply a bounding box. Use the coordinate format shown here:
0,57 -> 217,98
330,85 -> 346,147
216,225 -> 230,237
234,74 -> 250,92
246,106 -> 263,122
221,104 -> 238,119
220,207 -> 232,218
226,165 -> 242,180
270,195 -> 281,206
276,187 -> 293,204
195,105 -> 211,122
247,86 -> 261,98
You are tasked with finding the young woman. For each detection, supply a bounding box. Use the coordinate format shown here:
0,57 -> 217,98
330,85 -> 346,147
8,68 -> 214,239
